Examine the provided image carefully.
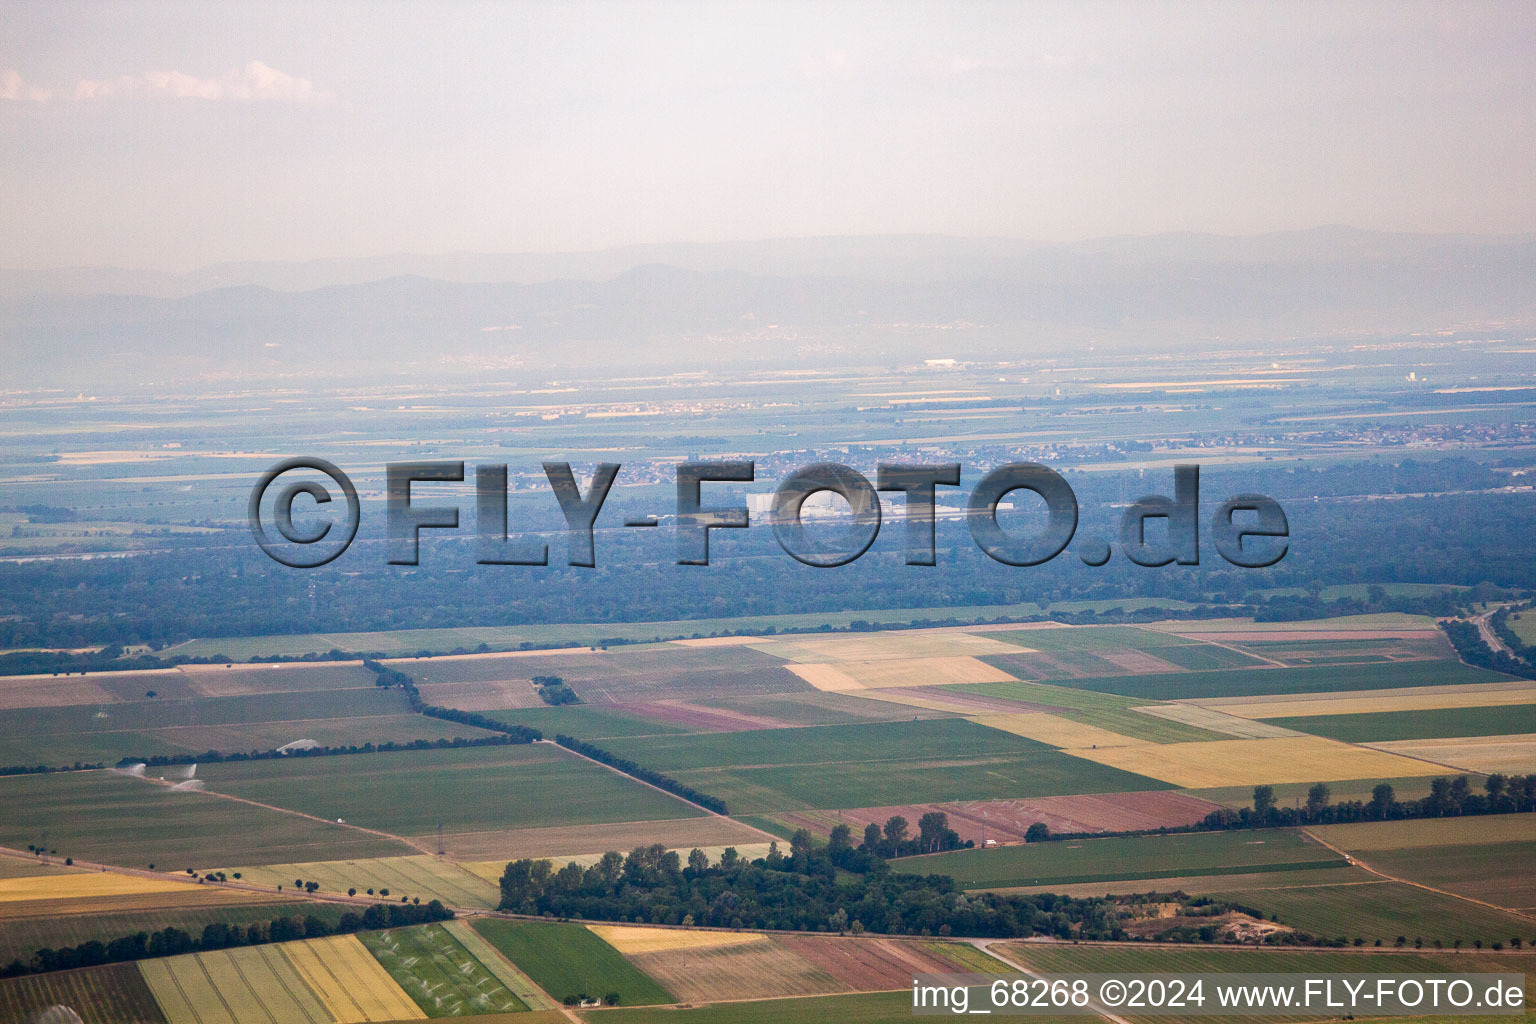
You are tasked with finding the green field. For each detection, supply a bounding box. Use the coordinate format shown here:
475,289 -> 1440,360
979,658 -> 1514,700
896,829 -> 1346,889
1212,880 -> 1536,945
596,719 -> 1050,771
482,704 -> 698,739
590,991 -> 940,1024
0,901 -> 350,966
196,742 -> 704,836
1266,703 -> 1536,742
1311,815 -> 1536,909
953,680 -> 1228,742
0,961 -> 167,1024
591,720 -> 1168,813
1004,942 -> 1466,974
1149,643 -> 1269,671
0,685 -> 488,766
471,919 -> 673,1006
360,923 -> 530,1016
0,770 -> 411,867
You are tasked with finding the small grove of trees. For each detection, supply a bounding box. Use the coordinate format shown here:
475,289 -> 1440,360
1,901 -> 451,978
554,735 -> 727,813
1203,775 -> 1536,832
533,675 -> 582,706
854,812 -> 969,858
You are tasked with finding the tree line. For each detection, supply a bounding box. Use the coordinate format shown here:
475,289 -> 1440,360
553,735 -> 727,814
362,660 -> 541,741
1443,619 -> 1536,680
0,900 -> 452,978
1202,775 -> 1536,831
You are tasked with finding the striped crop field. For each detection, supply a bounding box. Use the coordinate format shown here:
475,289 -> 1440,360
140,944 -> 332,1024
280,934 -> 424,1021
360,923 -> 529,1016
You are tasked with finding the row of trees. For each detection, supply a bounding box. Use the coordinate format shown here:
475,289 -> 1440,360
361,660 -> 542,741
0,900 -> 451,978
110,733 -> 530,773
1203,775 -> 1536,832
554,735 -> 727,814
1443,619 -> 1536,680
499,840 -> 1128,939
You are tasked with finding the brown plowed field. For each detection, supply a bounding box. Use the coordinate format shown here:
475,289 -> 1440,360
626,939 -> 846,1002
775,791 -> 1223,844
0,669 -> 187,709
776,935 -> 965,990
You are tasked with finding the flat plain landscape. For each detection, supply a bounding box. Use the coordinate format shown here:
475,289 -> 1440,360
2,615 -> 1534,1022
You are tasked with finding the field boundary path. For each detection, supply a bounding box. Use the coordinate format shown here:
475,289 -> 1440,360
1300,826 -> 1536,925
540,738 -> 784,843
972,938 -> 1132,1024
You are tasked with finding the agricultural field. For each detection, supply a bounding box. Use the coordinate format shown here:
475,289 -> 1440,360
980,658 -> 1518,701
443,815 -> 768,862
1212,880 -> 1536,946
392,645 -> 811,705
589,717 -> 1169,812
225,856 -> 499,908
896,828 -> 1347,890
1313,815 -> 1536,909
1266,703 -> 1536,742
280,934 -> 426,1021
0,769 -> 410,867
587,926 -> 1008,1004
1191,680 -> 1536,719
588,991 -> 932,1024
766,791 -> 1221,844
140,944 -> 334,1024
470,919 -> 674,1006
0,901 -> 348,966
360,923 -> 529,1016
1366,734 -> 1536,775
0,961 -> 168,1024
0,678 -> 504,766
442,919 -> 560,1010
194,742 -> 705,839
1065,735 -> 1448,788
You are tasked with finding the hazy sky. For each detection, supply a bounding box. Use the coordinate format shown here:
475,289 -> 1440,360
2,1 -> 1533,270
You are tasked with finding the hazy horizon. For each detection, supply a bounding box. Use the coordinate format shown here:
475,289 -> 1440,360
4,1 -> 1534,272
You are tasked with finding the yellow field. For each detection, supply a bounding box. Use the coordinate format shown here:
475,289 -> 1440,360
784,663 -> 862,691
588,924 -> 770,953
1063,735 -> 1449,787
280,934 -> 424,1022
226,856 -> 498,908
0,872 -> 198,903
970,712 -> 1147,748
1134,704 -> 1304,738
1202,682 -> 1536,719
141,945 -> 332,1024
748,629 -> 1022,663
670,635 -> 765,647
788,656 -> 1013,691
1367,734 -> 1536,775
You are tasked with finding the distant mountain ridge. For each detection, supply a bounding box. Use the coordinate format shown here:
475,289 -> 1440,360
4,229 -> 1535,384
